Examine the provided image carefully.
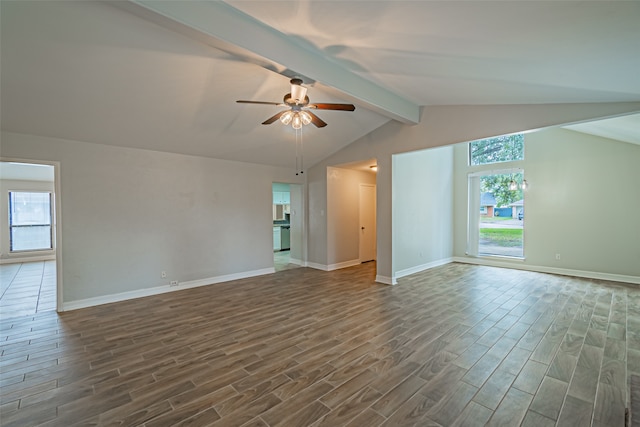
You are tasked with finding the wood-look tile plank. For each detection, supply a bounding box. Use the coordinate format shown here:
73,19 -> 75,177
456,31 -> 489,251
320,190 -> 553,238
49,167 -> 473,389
472,370 -> 516,410
593,382 -> 626,426
261,381 -> 333,426
427,380 -> 478,426
521,409 -> 557,427
211,393 -> 281,427
104,400 -> 173,427
556,394 -> 593,426
529,375 -> 568,420
320,368 -> 377,409
451,400 -> 494,427
370,374 -> 425,417
379,390 -> 437,426
316,386 -> 381,427
567,343 -> 604,404
486,387 -> 533,427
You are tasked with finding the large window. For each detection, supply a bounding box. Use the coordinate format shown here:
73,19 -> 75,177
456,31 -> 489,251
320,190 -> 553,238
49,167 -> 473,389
9,191 -> 53,252
467,133 -> 526,259
469,134 -> 524,165
478,172 -> 524,257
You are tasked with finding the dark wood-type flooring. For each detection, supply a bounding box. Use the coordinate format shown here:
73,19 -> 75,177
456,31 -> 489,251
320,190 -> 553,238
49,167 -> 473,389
1,262 -> 639,426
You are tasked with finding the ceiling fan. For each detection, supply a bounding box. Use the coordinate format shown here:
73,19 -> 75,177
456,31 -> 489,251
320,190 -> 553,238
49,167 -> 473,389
236,78 -> 355,129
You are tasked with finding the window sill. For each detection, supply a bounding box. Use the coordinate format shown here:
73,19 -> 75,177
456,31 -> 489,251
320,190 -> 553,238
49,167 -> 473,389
477,254 -> 525,261
467,253 -> 526,262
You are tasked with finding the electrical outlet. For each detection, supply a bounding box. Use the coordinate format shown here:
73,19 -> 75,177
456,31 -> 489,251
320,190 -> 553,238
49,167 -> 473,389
170,280 -> 178,286
161,271 -> 167,278
555,253 -> 561,260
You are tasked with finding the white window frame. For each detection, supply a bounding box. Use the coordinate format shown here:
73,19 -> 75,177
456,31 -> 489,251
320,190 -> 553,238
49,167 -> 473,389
8,190 -> 53,252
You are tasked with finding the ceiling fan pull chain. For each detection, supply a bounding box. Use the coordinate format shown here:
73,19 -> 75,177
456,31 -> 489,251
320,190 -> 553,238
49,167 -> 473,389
300,128 -> 304,174
295,129 -> 299,175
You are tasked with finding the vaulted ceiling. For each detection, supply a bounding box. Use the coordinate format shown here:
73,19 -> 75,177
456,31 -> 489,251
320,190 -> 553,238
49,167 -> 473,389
2,1 -> 639,168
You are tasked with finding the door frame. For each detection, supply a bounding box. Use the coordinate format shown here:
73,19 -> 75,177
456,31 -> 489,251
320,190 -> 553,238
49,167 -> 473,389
271,181 -> 306,267
0,157 -> 63,312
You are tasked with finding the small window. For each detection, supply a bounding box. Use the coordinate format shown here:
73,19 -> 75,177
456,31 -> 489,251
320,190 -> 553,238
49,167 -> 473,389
469,134 -> 524,166
9,191 -> 53,252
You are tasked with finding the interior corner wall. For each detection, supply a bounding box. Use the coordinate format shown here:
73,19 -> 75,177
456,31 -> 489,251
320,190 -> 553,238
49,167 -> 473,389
0,132 -> 302,306
326,166 -> 376,267
453,127 -> 640,278
0,179 -> 56,262
392,146 -> 454,277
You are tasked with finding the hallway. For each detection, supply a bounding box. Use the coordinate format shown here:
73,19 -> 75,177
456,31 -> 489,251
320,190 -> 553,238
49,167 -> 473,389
0,260 -> 56,319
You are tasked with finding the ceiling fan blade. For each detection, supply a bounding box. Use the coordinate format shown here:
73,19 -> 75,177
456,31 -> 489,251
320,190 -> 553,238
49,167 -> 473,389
262,111 -> 286,125
308,103 -> 356,111
237,100 -> 285,106
306,111 -> 327,128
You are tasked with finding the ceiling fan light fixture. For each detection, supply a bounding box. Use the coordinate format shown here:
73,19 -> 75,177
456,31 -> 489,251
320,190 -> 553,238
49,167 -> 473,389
236,78 -> 354,129
300,111 -> 312,126
280,111 -> 293,125
292,113 -> 302,130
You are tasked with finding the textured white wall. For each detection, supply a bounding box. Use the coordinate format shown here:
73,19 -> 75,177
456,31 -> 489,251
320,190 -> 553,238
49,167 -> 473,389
1,132 -> 302,304
393,146 -> 454,275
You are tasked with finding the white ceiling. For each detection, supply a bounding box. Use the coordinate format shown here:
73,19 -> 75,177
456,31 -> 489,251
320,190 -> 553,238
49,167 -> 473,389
564,113 -> 640,145
1,1 -> 639,169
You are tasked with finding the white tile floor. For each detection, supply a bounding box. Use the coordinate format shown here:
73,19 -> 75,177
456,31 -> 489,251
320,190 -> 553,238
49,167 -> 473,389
274,250 -> 300,272
0,260 -> 56,319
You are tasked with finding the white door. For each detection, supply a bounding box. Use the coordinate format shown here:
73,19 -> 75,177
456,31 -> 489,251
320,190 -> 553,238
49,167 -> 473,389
359,184 -> 376,262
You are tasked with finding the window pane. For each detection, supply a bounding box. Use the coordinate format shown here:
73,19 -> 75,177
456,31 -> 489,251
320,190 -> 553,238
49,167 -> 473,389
469,134 -> 524,165
10,226 -> 52,251
478,173 -> 524,257
9,191 -> 53,251
10,192 -> 51,225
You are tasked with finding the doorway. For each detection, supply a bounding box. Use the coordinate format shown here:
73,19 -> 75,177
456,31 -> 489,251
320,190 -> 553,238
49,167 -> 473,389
359,184 -> 377,262
0,160 -> 61,316
272,182 -> 303,272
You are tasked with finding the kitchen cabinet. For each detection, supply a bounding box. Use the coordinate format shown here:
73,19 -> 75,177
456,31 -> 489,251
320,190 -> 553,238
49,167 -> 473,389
273,191 -> 290,205
273,226 -> 281,251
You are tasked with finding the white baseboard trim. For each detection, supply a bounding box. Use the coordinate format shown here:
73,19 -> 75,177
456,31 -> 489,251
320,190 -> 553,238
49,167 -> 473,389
452,257 -> 640,285
329,259 -> 361,271
63,267 -> 276,312
306,262 -> 328,271
307,259 -> 361,272
178,268 -> 275,289
0,254 -> 56,264
394,258 -> 454,280
376,275 -> 396,285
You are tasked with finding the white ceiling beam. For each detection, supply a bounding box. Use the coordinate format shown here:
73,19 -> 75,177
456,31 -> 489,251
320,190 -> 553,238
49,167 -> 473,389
122,0 -> 420,124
